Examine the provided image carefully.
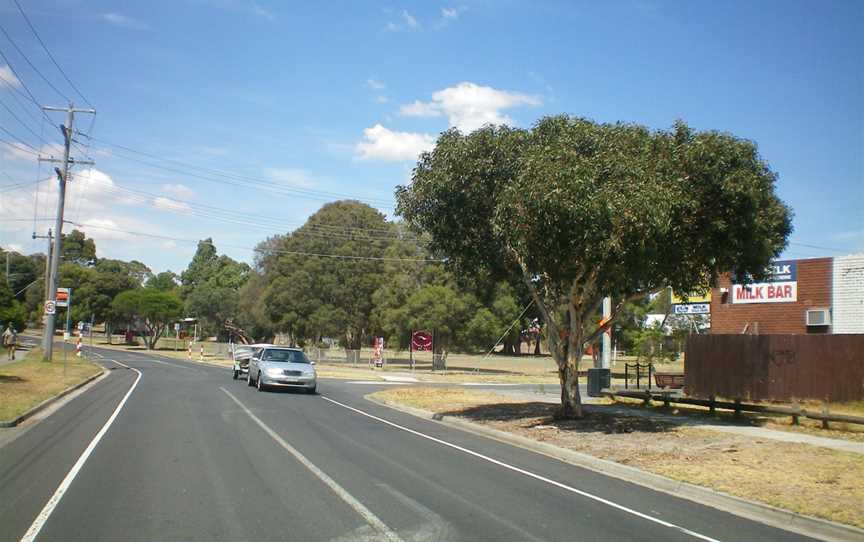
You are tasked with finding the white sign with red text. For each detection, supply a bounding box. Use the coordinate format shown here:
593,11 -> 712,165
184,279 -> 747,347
732,282 -> 797,304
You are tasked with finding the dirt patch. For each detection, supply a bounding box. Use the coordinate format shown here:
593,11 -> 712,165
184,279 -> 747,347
373,387 -> 864,529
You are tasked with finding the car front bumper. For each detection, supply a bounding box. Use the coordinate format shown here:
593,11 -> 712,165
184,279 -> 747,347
260,373 -> 316,389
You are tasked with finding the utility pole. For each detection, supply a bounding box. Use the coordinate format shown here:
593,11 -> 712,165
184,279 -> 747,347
33,229 -> 53,300
601,296 -> 612,370
39,103 -> 95,361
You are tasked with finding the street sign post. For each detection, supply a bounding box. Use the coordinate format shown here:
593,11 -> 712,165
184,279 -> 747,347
56,287 -> 70,308
44,300 -> 56,315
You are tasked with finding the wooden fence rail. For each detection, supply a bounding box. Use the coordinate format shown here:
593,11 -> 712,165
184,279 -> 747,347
685,334 -> 864,402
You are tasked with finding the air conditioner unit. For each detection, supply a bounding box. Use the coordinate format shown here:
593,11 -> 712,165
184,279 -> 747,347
806,309 -> 831,327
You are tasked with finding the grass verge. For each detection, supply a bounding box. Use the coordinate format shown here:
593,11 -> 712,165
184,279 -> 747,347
0,348 -> 102,422
371,387 -> 864,529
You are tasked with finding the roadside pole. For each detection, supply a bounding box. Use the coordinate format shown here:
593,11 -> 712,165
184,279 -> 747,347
601,297 -> 611,369
39,103 -> 96,361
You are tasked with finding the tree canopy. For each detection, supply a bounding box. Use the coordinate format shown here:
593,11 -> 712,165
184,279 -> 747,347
112,288 -> 183,349
397,116 -> 792,417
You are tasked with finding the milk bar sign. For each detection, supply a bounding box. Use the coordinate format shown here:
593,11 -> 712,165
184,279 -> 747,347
731,260 -> 797,304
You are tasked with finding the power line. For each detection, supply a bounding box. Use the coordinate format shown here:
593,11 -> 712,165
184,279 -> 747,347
65,221 -> 443,263
0,45 -> 42,107
0,21 -> 70,102
0,132 -> 38,154
0,95 -> 49,146
11,0 -> 91,107
78,133 -> 395,207
787,242 -> 850,254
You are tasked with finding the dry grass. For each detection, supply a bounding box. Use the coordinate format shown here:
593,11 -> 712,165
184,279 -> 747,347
371,387 -> 527,412
611,395 -> 864,441
374,387 -> 864,528
0,348 -> 101,421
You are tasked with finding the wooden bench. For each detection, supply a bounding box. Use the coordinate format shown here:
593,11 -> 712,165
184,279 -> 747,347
654,372 -> 685,390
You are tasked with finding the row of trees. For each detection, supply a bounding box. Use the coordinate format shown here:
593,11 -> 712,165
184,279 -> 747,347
4,115 -> 791,419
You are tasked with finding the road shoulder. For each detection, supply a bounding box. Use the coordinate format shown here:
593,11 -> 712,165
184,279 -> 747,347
366,392 -> 864,542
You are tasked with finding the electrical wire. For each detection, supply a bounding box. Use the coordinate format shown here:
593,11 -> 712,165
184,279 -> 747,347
64,220 -> 443,263
11,0 -> 91,107
78,133 -> 394,207
0,44 -> 43,108
0,133 -> 38,154
0,95 -> 49,146
0,21 -> 70,102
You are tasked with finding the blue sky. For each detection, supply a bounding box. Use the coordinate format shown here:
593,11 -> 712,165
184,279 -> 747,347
0,0 -> 861,273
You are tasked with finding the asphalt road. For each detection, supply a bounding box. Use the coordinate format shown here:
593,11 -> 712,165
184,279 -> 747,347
0,345 -> 813,541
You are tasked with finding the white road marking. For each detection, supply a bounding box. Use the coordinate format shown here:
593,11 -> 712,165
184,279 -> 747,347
138,357 -> 194,370
219,388 -> 403,542
320,396 -> 721,542
460,383 -> 520,387
20,359 -> 141,542
380,375 -> 419,383
346,381 -> 406,385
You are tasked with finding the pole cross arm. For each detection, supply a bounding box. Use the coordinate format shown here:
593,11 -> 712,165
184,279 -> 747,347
38,156 -> 95,166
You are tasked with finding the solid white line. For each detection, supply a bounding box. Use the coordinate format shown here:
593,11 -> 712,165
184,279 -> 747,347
220,388 -> 402,542
138,357 -> 194,370
320,396 -> 721,542
20,360 -> 141,542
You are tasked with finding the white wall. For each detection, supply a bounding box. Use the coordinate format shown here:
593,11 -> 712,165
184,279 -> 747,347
832,253 -> 864,333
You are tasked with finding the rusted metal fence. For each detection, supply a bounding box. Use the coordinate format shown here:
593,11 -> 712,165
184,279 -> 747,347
685,334 -> 864,402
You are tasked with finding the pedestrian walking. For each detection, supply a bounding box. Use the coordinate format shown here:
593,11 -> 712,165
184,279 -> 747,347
2,326 -> 17,361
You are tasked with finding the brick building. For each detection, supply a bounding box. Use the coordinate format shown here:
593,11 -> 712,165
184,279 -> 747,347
709,255 -> 864,335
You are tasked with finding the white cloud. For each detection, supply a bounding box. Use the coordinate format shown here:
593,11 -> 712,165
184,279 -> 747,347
153,197 -> 192,213
265,168 -> 316,188
3,243 -> 24,253
401,10 -> 419,28
375,95 -> 389,104
161,183 -> 196,200
399,82 -> 542,132
0,141 -> 36,162
0,65 -> 21,88
355,124 -> 435,162
76,218 -> 133,241
250,2 -> 275,21
441,7 -> 460,19
399,100 -> 443,118
99,13 -> 149,30
161,240 -> 178,249
366,78 -> 386,90
387,10 -> 420,31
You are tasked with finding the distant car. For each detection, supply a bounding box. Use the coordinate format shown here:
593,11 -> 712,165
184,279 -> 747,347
232,343 -> 271,380
247,347 -> 317,394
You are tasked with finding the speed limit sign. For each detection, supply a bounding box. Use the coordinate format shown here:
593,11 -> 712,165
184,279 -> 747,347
44,300 -> 56,315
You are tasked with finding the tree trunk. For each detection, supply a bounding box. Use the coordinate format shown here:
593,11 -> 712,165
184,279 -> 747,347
557,360 -> 582,418
106,322 -> 112,345
533,337 -> 541,356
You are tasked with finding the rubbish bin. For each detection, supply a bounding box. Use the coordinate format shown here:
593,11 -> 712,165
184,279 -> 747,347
587,368 -> 611,397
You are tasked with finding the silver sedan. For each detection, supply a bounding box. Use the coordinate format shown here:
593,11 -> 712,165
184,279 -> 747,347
248,347 -> 317,394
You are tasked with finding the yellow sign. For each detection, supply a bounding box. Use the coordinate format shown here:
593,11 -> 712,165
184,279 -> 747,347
671,290 -> 711,304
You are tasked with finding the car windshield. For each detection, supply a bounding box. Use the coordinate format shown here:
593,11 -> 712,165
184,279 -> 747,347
261,349 -> 309,364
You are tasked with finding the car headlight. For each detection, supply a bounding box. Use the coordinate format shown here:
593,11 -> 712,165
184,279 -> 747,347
265,367 -> 283,377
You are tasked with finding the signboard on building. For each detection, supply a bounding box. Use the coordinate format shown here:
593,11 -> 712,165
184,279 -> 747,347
673,303 -> 710,315
731,260 -> 797,304
56,288 -> 70,308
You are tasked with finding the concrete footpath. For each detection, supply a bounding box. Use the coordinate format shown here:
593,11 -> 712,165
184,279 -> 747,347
496,388 -> 864,455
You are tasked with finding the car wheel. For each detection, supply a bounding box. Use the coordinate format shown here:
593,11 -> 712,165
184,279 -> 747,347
257,374 -> 265,392
306,385 -> 317,395
247,370 -> 253,386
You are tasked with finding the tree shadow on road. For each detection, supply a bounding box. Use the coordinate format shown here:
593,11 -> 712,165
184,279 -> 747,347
0,375 -> 26,383
444,402 -> 678,434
